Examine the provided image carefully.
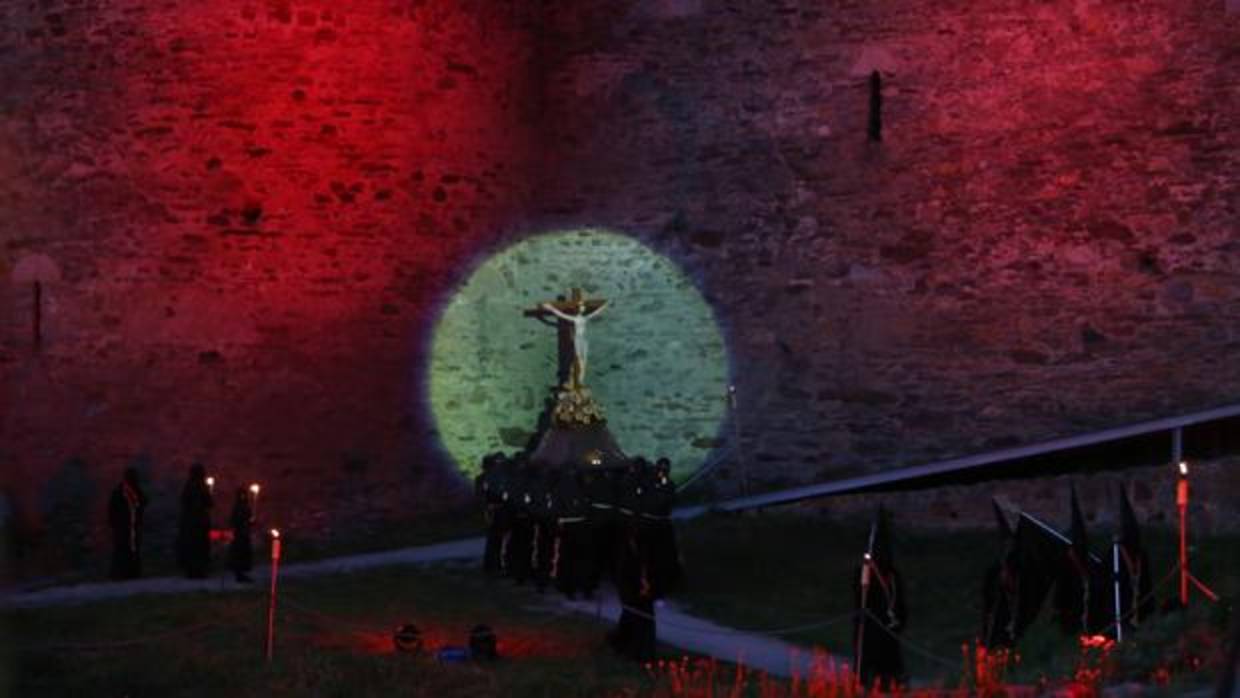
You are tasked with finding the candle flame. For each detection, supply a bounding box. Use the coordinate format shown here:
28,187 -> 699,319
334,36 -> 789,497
1178,461 -> 1188,476
250,483 -> 261,494
206,476 -> 215,486
863,552 -> 872,560
270,529 -> 280,539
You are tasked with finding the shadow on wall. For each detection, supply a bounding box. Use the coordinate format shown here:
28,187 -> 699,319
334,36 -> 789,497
38,456 -> 98,572
6,454 -> 180,580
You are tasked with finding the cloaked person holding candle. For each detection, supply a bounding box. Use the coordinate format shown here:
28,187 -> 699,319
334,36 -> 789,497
229,485 -> 255,583
176,463 -> 213,579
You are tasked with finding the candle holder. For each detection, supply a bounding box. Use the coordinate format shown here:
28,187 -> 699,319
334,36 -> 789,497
1176,462 -> 1218,607
266,529 -> 282,662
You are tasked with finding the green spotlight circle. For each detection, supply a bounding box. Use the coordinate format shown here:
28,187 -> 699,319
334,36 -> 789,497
429,229 -> 729,481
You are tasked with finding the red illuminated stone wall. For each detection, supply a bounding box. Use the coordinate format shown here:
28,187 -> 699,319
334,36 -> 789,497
0,0 -> 540,564
3,0 -> 1239,567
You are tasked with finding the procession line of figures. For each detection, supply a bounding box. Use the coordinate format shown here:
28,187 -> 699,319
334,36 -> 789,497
857,485 -> 1168,691
107,464 -> 256,583
473,452 -> 684,663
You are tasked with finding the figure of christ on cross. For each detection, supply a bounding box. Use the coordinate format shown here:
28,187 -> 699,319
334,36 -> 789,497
524,288 -> 608,389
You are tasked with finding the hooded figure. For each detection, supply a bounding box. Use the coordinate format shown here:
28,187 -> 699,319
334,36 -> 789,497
228,486 -> 254,583
552,469 -> 594,599
1115,485 -> 1155,629
477,453 -> 508,577
609,490 -> 656,663
585,466 -> 620,590
108,467 -> 148,580
504,456 -> 536,585
1054,486 -> 1108,635
982,500 -> 1020,648
645,457 -> 683,599
531,468 -> 561,593
176,463 -> 213,579
853,505 -> 906,690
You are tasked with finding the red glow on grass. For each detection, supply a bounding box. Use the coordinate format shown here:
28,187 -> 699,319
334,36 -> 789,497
305,621 -> 590,659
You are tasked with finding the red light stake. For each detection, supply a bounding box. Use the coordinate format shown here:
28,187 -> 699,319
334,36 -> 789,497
1175,461 -> 1220,607
1177,463 -> 1189,606
266,529 -> 281,662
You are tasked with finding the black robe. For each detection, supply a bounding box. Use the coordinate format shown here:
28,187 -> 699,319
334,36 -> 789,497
228,496 -> 253,577
505,489 -> 535,584
108,481 -> 147,580
584,470 -> 618,592
552,475 -> 594,598
853,563 -> 907,690
1115,544 -> 1155,630
981,559 -> 1020,649
531,492 -> 557,592
176,478 -> 213,578
477,467 -> 507,578
644,476 -> 682,599
610,520 -> 656,662
1054,549 -> 1109,635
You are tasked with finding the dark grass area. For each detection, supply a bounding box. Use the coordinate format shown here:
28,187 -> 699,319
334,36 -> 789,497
6,564 -> 659,698
674,511 -> 1238,689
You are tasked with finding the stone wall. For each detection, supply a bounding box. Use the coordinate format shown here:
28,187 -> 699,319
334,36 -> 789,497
0,0 -> 540,558
2,0 -> 1239,568
531,0 -> 1240,485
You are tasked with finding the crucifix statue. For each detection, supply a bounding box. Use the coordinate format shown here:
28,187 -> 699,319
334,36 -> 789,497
524,287 -> 608,389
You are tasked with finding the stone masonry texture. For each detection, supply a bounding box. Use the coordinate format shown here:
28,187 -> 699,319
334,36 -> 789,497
1,0 -> 1239,569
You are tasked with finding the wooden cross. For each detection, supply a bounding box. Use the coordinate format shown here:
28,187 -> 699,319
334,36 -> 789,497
524,288 -> 607,386
523,287 -> 607,318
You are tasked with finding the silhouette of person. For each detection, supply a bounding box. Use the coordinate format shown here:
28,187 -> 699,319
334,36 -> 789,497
176,463 -> 213,579
228,486 -> 254,583
108,467 -> 147,580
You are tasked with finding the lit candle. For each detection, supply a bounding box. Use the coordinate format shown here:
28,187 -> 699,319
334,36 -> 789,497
270,529 -> 281,559
250,483 -> 261,522
1176,461 -> 1189,507
206,476 -> 215,494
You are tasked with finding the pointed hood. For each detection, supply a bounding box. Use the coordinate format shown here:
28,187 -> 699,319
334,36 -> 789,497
1118,484 -> 1142,549
1069,485 -> 1090,553
993,499 -> 1014,540
866,504 -> 894,568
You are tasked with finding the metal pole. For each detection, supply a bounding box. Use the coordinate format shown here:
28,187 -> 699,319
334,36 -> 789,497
1112,539 -> 1123,643
266,530 -> 281,662
729,385 -> 748,496
855,553 -> 871,688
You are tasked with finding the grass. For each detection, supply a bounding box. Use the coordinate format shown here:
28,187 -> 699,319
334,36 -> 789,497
7,509 -> 1238,696
673,511 -> 1239,690
6,563 -> 659,698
